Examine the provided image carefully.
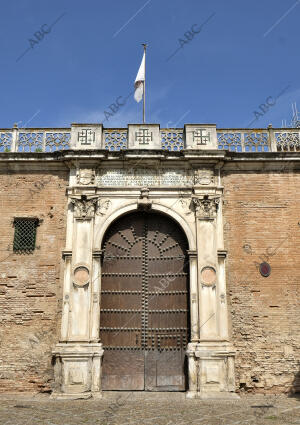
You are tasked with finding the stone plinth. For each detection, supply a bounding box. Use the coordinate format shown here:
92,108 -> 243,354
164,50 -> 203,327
51,343 -> 104,399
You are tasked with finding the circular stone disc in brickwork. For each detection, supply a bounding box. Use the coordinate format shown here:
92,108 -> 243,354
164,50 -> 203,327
201,267 -> 216,285
259,262 -> 271,277
73,266 -> 89,287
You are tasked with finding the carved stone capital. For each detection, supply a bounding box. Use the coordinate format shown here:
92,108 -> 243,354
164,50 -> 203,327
191,195 -> 220,219
70,195 -> 99,219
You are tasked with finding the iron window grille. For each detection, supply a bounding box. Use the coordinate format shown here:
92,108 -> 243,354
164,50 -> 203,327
13,218 -> 39,253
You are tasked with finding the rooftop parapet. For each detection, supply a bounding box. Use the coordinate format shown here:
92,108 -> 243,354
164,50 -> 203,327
0,123 -> 299,153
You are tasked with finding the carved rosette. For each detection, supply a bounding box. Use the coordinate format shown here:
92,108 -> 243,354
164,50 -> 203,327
191,195 -> 220,219
70,195 -> 99,219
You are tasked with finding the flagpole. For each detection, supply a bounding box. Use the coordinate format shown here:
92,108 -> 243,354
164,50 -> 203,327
142,43 -> 147,124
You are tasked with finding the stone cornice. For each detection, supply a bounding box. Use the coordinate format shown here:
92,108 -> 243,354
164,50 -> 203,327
0,149 -> 299,165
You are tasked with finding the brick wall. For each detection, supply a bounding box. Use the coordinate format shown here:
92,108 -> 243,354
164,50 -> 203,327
223,167 -> 300,394
0,165 -> 68,392
1,161 -> 299,395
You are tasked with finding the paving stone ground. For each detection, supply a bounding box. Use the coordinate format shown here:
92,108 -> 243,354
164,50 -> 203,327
0,392 -> 299,425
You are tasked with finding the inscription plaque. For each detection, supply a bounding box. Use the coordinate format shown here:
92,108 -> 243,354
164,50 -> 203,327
97,168 -> 194,187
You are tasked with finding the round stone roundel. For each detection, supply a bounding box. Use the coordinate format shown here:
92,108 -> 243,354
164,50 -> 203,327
73,265 -> 89,287
201,266 -> 216,286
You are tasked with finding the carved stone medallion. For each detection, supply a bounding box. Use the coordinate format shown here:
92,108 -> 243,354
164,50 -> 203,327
73,265 -> 90,287
180,198 -> 192,215
96,199 -> 111,216
201,266 -> 217,287
194,169 -> 214,186
76,169 -> 95,185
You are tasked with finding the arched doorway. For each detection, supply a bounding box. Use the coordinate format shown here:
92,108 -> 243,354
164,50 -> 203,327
100,211 -> 190,391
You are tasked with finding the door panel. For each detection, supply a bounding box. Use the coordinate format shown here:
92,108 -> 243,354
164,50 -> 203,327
101,212 -> 189,391
145,350 -> 186,391
101,351 -> 144,390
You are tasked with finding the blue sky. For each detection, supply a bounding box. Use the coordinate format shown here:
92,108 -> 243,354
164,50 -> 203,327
0,0 -> 299,129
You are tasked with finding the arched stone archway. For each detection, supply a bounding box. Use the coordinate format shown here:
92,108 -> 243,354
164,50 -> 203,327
100,210 -> 190,391
94,202 -> 196,252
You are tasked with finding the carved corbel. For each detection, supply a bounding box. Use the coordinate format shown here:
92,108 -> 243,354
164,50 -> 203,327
137,187 -> 152,211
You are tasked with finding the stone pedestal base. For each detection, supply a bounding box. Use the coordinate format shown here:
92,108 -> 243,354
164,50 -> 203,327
197,391 -> 240,400
51,392 -> 93,400
186,341 -> 238,399
51,342 -> 104,399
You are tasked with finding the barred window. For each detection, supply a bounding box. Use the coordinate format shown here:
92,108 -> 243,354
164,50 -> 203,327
13,218 -> 39,252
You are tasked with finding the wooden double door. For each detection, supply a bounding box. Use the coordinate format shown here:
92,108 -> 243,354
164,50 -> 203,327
100,211 -> 189,391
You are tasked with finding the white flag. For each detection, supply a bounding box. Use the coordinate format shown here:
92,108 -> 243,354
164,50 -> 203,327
134,52 -> 145,103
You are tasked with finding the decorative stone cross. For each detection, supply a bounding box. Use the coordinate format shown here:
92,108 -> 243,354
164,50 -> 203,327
135,128 -> 153,145
78,129 -> 95,145
193,129 -> 210,145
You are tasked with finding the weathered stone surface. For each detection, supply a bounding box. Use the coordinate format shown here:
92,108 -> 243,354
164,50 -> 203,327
0,393 -> 299,425
0,168 -> 68,393
223,169 -> 300,394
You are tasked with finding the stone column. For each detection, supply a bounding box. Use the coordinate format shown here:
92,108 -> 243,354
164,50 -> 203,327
188,250 -> 199,342
192,194 -> 238,399
186,343 -> 198,398
52,192 -> 103,399
217,250 -> 229,339
68,196 -> 95,341
90,250 -> 101,342
186,250 -> 199,399
60,250 -> 72,341
193,195 -> 219,339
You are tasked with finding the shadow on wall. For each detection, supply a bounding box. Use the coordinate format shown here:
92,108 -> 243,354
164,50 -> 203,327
289,368 -> 300,397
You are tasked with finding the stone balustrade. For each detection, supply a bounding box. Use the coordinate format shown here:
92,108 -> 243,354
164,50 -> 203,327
0,123 -> 299,153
